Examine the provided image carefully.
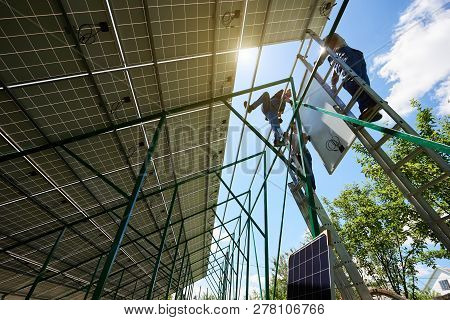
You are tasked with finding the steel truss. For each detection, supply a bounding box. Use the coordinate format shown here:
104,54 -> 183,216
3,70 -> 447,300
2,0 -> 448,301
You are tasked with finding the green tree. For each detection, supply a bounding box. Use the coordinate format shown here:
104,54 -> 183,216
250,251 -> 292,300
269,251 -> 290,299
200,292 -> 216,300
324,100 -> 449,299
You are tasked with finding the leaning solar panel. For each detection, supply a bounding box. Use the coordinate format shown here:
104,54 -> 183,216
287,233 -> 332,300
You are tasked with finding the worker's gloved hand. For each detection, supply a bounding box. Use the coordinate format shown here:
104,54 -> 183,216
316,52 -> 327,66
331,85 -> 338,95
302,133 -> 310,144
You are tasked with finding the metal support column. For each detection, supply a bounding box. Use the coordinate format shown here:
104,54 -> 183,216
290,79 -> 320,237
165,224 -> 184,299
235,217 -> 241,299
131,280 -> 139,300
263,152 -> 270,299
147,186 -> 178,299
84,255 -> 103,300
92,115 -> 166,299
25,227 -> 66,300
180,264 -> 189,299
113,270 -> 125,300
175,244 -> 188,300
245,210 -> 251,300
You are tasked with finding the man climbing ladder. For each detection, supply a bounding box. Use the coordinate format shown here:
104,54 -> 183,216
244,89 -> 292,147
322,33 -> 382,122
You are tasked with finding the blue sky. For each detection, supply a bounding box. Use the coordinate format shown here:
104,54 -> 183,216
192,0 -> 450,298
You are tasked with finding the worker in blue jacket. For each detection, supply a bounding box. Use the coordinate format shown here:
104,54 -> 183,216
324,33 -> 382,122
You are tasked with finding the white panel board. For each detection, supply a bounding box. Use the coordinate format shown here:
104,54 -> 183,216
300,79 -> 356,174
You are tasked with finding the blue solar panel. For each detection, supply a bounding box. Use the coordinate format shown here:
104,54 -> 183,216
287,233 -> 332,300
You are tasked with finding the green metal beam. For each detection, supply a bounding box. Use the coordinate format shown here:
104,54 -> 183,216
25,227 -> 66,300
210,208 -> 246,258
251,224 -> 263,300
102,232 -> 232,300
102,233 -> 235,301
290,80 -> 320,237
235,216 -> 241,299
92,115 -> 166,300
1,79 -> 289,163
61,146 -> 129,199
221,99 -> 306,180
303,103 -> 450,155
7,169 -> 249,299
174,243 -> 188,300
84,255 -> 103,300
215,172 -> 265,236
113,269 -> 125,300
181,265 -> 191,299
263,152 -> 270,299
1,150 -> 259,256
147,186 -> 178,299
273,128 -> 293,299
209,231 -> 237,277
131,280 -> 139,300
221,250 -> 229,299
205,276 -> 219,298
165,224 -> 184,299
245,204 -> 251,300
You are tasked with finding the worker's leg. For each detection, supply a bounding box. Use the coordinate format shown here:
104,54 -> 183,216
304,148 -> 316,190
245,92 -> 270,113
343,75 -> 376,114
265,110 -> 284,143
353,58 -> 377,113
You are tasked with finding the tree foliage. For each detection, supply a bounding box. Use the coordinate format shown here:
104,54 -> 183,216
250,251 -> 290,300
324,100 -> 449,299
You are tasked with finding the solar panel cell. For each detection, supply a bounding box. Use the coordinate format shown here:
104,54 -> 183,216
288,233 -> 332,300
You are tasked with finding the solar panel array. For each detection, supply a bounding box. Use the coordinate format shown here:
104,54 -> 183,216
287,233 -> 332,300
0,0 -> 332,299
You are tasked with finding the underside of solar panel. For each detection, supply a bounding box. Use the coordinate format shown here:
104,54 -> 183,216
0,0 -> 331,299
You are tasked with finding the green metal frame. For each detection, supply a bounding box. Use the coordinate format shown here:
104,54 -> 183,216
25,227 -> 66,300
147,186 -> 178,299
92,115 -> 166,300
5,49 -> 449,300
303,104 -> 450,155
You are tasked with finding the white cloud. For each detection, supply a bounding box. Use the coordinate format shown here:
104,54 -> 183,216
373,0 -> 450,116
248,274 -> 265,298
434,76 -> 450,115
416,264 -> 432,278
403,236 -> 413,246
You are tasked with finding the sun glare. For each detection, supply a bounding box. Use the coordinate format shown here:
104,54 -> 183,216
238,48 -> 257,63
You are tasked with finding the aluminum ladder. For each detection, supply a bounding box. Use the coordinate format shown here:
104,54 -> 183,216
296,29 -> 450,251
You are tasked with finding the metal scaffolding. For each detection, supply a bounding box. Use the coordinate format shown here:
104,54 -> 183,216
1,0 -> 448,301
2,71 -> 448,299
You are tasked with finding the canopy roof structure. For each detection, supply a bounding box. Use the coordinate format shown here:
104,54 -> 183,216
0,0 -> 333,300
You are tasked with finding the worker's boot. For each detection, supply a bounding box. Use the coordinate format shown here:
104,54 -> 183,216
273,138 -> 286,147
243,101 -> 253,114
359,105 -> 382,122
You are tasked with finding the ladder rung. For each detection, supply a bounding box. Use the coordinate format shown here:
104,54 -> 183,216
410,172 -> 449,196
370,123 -> 402,151
322,63 -> 334,84
334,75 -> 349,97
392,148 -> 423,171
343,87 -> 363,114
333,260 -> 352,269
